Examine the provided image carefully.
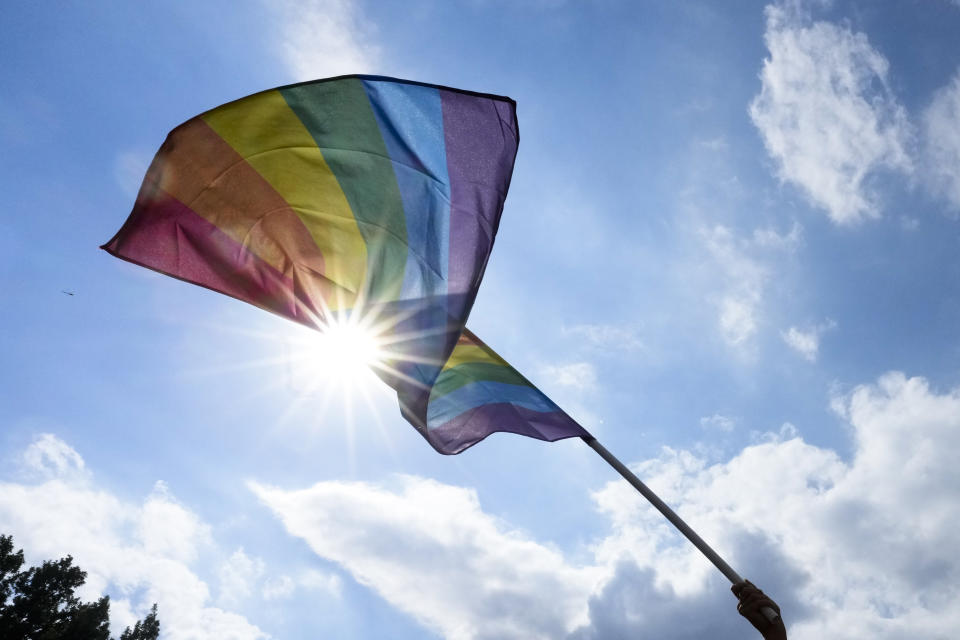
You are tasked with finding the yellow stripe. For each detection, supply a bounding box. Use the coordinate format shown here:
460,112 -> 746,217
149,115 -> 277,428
202,90 -> 366,309
442,344 -> 509,371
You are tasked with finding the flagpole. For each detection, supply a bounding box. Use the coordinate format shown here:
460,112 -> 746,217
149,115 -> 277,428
581,435 -> 780,624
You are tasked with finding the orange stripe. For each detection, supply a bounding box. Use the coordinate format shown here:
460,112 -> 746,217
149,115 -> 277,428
201,90 -> 367,306
148,117 -> 349,309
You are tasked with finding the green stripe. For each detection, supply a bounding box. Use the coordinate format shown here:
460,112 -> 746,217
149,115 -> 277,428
430,362 -> 533,401
280,79 -> 407,303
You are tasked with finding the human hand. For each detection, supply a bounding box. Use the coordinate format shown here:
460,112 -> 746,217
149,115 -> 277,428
731,580 -> 786,640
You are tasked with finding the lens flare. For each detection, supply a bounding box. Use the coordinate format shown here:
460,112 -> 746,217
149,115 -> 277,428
285,313 -> 388,393
312,319 -> 384,374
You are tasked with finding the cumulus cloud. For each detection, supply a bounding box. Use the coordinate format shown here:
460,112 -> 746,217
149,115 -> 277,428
218,548 -> 266,608
250,476 -> 603,640
781,327 -> 819,360
21,432 -> 89,481
267,0 -> 381,82
781,319 -> 835,361
587,371 -> 960,639
569,537 -> 809,640
749,3 -> 912,224
921,69 -> 960,211
255,371 -> 960,639
0,435 -> 266,640
139,481 -> 212,565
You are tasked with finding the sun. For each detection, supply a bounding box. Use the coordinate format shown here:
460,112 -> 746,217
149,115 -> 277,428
284,314 -> 387,394
313,319 -> 384,374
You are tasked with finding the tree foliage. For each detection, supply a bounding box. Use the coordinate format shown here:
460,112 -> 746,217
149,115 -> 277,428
0,534 -> 159,640
119,604 -> 159,640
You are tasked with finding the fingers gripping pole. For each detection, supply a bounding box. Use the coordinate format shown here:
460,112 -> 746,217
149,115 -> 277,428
582,436 -> 779,624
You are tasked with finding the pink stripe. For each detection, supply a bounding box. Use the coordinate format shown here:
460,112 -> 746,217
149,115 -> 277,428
102,191 -> 321,328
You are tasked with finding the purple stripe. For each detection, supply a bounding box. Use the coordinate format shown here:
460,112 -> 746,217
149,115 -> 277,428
102,191 -> 320,328
440,90 -> 519,301
425,403 -> 590,455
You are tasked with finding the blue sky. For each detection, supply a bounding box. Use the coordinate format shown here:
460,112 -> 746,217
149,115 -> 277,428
3,1 -> 960,638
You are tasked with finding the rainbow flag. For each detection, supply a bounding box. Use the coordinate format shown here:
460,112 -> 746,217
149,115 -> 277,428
423,329 -> 587,453
104,75 -> 588,454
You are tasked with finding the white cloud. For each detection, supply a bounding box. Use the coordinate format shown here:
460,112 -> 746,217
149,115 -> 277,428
259,568 -> 342,601
299,569 -> 343,597
781,319 -> 835,361
699,414 -> 736,432
268,0 -> 381,82
562,324 -> 645,352
751,421 -> 800,444
260,569 -> 343,600
700,223 -> 805,351
749,3 -> 912,224
254,371 -> 960,639
537,362 -> 598,392
534,362 -> 602,427
139,481 -> 212,564
218,548 -> 266,608
752,221 -> 803,251
701,225 -> 768,348
781,327 -> 818,360
719,297 -> 759,347
921,69 -> 960,211
583,371 -> 960,639
0,435 -> 266,640
21,432 -> 89,481
251,476 -> 603,640
261,575 -> 295,600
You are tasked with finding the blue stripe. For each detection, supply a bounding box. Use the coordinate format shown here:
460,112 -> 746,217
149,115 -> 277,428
426,380 -> 562,425
362,79 -> 451,299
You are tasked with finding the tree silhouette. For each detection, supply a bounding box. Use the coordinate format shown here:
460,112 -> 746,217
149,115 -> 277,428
0,534 -> 159,640
120,604 -> 159,640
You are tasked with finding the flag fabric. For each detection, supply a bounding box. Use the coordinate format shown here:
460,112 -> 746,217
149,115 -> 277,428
103,74 -> 589,454
423,328 -> 588,453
